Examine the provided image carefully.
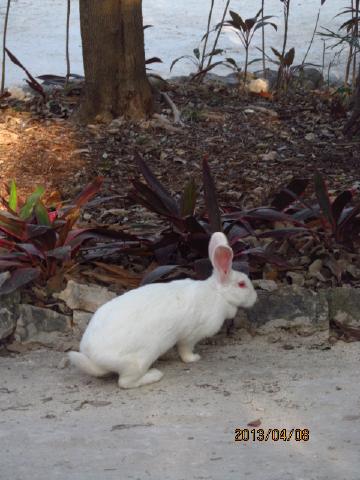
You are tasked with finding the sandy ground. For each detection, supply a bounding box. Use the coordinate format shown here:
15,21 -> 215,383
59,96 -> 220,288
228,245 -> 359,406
1,337 -> 359,480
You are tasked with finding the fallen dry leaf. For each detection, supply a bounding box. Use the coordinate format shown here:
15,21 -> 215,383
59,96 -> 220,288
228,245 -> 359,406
247,418 -> 262,427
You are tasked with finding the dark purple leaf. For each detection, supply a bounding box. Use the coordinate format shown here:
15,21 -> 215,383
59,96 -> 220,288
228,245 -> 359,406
284,47 -> 295,66
238,247 -> 289,267
292,205 -> 320,222
271,178 -> 309,211
16,243 -> 46,260
66,228 -> 138,253
184,216 -> 207,234
5,48 -> 45,98
202,157 -> 222,232
131,180 -> 175,217
236,207 -> 304,225
332,191 -> 352,225
226,223 -> 253,242
145,57 -> 163,65
47,246 -> 71,261
135,154 -> 179,216
141,265 -> 180,285
154,241 -> 179,264
187,233 -> 211,257
314,173 -> 335,230
72,177 -> 104,208
338,205 -> 360,231
0,259 -> 28,268
257,227 -> 309,239
29,227 -> 57,251
229,11 -> 246,30
0,267 -> 40,295
0,212 -> 27,240
193,258 -> 212,279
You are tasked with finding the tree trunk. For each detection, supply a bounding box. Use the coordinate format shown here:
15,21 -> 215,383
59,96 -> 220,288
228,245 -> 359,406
79,0 -> 153,122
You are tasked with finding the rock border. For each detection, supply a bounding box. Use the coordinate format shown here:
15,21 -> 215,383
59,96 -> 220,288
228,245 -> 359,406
1,281 -> 359,346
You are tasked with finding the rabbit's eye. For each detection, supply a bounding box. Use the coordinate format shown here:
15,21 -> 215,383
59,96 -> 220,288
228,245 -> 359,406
238,281 -> 246,288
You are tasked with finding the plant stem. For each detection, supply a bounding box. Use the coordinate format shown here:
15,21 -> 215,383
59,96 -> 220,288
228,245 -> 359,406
1,0 -> 11,94
200,0 -> 215,72
352,0 -> 359,85
244,46 -> 249,87
261,0 -> 266,76
277,0 -> 290,90
65,0 -> 71,87
321,40 -> 326,80
345,0 -> 355,85
301,8 -> 320,67
206,0 -> 230,69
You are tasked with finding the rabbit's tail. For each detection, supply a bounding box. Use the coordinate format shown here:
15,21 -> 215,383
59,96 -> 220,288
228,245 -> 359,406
68,351 -> 109,377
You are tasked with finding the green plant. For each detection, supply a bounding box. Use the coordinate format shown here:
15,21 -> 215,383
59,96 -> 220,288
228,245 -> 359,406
0,177 -> 131,294
270,46 -> 296,88
319,1 -> 360,86
170,0 -> 230,80
221,8 -> 277,86
170,46 -> 225,78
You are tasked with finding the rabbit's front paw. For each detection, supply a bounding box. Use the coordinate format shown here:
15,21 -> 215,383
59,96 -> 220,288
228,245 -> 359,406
182,353 -> 201,363
178,342 -> 201,363
179,350 -> 201,363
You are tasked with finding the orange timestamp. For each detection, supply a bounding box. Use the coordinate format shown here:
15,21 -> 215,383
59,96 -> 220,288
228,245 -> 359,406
235,428 -> 310,442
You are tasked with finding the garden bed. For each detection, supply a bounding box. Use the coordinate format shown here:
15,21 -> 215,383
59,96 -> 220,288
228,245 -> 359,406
1,77 -> 360,351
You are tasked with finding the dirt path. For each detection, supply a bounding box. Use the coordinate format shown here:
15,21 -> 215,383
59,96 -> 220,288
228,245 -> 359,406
1,339 -> 359,480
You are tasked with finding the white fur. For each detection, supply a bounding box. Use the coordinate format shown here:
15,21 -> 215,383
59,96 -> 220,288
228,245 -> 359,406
69,232 -> 257,388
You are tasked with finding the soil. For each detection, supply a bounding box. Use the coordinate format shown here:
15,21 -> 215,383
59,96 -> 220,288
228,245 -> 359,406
0,337 -> 359,480
1,82 -> 359,203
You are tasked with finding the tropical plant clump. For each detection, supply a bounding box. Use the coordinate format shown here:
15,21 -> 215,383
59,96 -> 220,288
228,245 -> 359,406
131,156 -> 360,288
0,178 -> 137,295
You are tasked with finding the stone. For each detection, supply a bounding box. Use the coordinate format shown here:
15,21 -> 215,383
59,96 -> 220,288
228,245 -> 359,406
73,310 -> 92,333
305,132 -> 316,142
57,356 -> 70,369
203,72 -> 240,87
244,286 -> 329,336
259,151 -> 278,162
15,304 -> 71,342
295,67 -> 324,89
56,280 -> 116,313
0,271 -> 11,288
0,291 -> 20,341
327,287 -> 360,328
253,279 -> 278,292
148,74 -> 168,90
286,272 -> 305,287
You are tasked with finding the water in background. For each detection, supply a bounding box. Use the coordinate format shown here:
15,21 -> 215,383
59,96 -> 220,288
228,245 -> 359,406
0,0 -> 349,86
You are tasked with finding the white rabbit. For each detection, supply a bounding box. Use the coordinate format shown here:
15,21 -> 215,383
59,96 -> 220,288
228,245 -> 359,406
69,232 -> 257,389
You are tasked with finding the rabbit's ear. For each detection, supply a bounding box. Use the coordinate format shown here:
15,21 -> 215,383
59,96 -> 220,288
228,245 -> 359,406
209,233 -> 233,283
